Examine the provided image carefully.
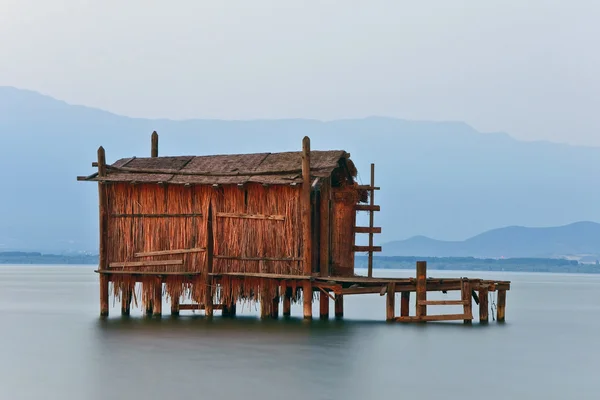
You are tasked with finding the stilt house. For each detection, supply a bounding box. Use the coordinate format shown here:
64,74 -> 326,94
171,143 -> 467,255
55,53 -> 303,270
78,133 -> 381,317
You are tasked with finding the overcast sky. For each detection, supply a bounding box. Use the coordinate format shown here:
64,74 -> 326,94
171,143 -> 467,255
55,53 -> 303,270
1,0 -> 598,146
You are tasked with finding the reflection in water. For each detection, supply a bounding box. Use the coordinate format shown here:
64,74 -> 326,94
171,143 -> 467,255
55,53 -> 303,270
1,265 -> 600,400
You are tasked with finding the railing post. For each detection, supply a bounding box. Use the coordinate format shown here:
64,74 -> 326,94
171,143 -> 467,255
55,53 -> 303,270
416,261 -> 427,319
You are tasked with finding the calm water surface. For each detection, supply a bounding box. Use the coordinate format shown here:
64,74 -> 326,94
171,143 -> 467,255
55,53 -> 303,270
0,265 -> 598,400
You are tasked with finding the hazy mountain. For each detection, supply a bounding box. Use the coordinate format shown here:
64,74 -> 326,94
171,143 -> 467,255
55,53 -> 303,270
382,221 -> 600,258
1,86 -> 600,253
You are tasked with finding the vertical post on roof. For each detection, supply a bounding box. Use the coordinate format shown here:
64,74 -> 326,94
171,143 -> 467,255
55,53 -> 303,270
97,146 -> 109,317
368,163 -> 375,278
301,136 -> 313,319
151,131 -> 158,158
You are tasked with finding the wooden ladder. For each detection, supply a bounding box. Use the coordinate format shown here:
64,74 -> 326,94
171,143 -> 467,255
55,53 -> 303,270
353,163 -> 381,278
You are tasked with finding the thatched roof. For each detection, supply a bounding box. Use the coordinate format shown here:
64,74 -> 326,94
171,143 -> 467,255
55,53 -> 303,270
81,150 -> 356,185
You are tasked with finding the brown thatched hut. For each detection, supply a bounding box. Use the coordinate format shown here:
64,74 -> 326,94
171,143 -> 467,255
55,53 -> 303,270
78,133 -> 380,319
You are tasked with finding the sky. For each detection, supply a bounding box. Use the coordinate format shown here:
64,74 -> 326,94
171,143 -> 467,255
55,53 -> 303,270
1,0 -> 599,146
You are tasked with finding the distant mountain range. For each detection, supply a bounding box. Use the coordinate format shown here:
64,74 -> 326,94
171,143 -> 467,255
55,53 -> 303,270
382,221 -> 600,260
1,86 -> 600,254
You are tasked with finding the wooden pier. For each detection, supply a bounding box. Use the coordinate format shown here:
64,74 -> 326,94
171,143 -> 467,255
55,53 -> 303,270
79,132 -> 511,324
95,260 -> 510,323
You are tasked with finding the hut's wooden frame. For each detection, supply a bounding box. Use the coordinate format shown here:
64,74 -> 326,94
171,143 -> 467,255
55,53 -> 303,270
79,132 -> 510,323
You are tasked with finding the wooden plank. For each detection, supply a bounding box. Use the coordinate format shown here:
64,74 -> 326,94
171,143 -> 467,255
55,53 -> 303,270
479,287 -> 489,323
335,294 -> 344,319
96,270 -> 202,276
210,272 -> 311,280
110,260 -> 184,268
356,185 -> 380,190
353,246 -> 382,252
151,131 -> 158,157
302,136 -> 312,276
497,290 -> 506,322
214,255 -> 301,262
112,213 -> 203,218
355,204 -> 380,212
396,313 -> 470,323
106,164 -> 334,177
416,261 -> 427,318
135,248 -> 206,257
418,300 -> 466,306
216,212 -> 285,221
386,282 -> 396,321
354,226 -> 382,234
368,163 -> 375,278
401,292 -> 410,317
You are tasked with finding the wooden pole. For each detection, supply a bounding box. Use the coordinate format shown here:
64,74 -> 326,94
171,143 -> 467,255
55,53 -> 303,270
301,136 -> 312,275
416,261 -> 427,319
283,285 -> 292,317
334,293 -> 344,319
260,287 -> 270,318
97,146 -> 109,317
368,163 -> 375,278
145,298 -> 153,315
319,179 -> 331,277
497,290 -> 506,322
121,285 -> 132,316
479,287 -> 489,323
319,291 -> 330,320
171,295 -> 180,316
153,278 -> 162,316
461,279 -> 472,324
271,292 -> 280,319
151,131 -> 158,157
205,204 -> 214,318
401,291 -> 410,317
386,282 -> 396,321
303,281 -> 312,320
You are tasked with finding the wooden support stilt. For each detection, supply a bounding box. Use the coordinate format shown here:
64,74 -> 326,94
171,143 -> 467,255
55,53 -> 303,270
497,289 -> 506,322
303,281 -> 312,320
301,136 -> 312,276
97,146 -> 109,317
153,279 -> 162,316
335,293 -> 344,319
479,287 -> 488,323
416,261 -> 427,319
271,294 -> 280,319
171,295 -> 180,316
400,291 -> 410,317
151,131 -> 158,157
100,275 -> 109,317
283,286 -> 292,317
319,291 -> 330,320
386,282 -> 396,321
145,297 -> 153,316
229,303 -> 237,317
462,279 -> 472,324
121,285 -> 132,316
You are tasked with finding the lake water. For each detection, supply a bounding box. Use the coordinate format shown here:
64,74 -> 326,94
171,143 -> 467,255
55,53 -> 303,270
0,265 -> 598,400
